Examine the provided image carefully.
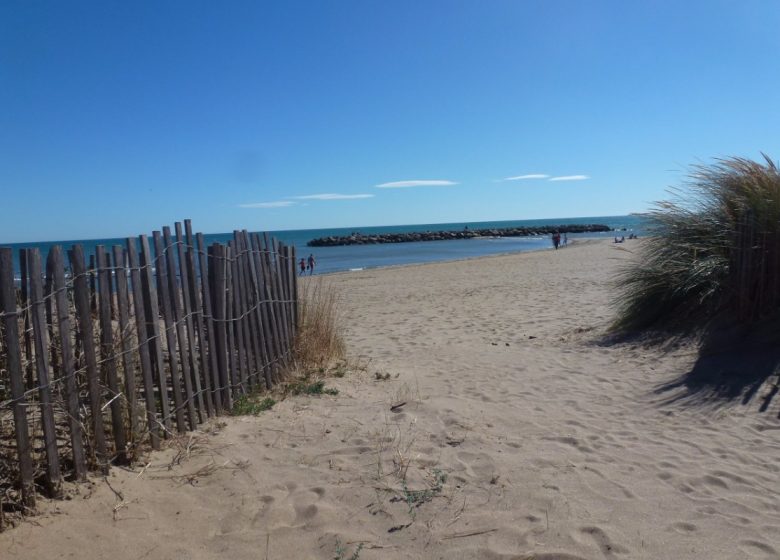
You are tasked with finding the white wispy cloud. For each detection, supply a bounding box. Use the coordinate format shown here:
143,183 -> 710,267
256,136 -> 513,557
549,175 -> 589,182
375,180 -> 457,189
238,201 -> 296,208
292,193 -> 375,200
501,174 -> 549,181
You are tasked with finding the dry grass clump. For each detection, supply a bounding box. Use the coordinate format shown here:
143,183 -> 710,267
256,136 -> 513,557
293,279 -> 345,369
614,154 -> 780,334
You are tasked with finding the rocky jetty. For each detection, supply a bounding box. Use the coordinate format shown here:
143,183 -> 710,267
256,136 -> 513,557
307,224 -> 611,247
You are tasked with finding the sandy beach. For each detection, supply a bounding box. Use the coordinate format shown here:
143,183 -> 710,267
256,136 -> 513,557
2,239 -> 779,559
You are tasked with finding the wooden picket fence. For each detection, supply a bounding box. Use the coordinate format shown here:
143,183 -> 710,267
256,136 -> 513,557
0,220 -> 298,517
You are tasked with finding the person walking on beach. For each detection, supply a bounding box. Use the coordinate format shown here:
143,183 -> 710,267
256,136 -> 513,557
299,257 -> 306,276
552,232 -> 561,250
563,232 -> 568,247
307,253 -> 316,275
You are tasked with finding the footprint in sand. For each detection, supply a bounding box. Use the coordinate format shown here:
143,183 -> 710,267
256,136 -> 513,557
577,465 -> 636,500
578,526 -> 629,557
738,540 -> 779,558
541,435 -> 595,455
253,485 -> 330,531
455,451 -> 499,480
249,495 -> 276,526
669,521 -> 697,534
218,508 -> 250,535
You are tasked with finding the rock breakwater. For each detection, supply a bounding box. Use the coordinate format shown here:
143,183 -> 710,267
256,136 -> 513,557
307,224 -> 611,247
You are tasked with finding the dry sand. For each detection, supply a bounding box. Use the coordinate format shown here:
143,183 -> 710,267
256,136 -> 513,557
2,239 -> 779,559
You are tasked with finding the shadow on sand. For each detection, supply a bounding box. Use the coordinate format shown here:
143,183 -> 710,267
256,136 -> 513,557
653,332 -> 780,417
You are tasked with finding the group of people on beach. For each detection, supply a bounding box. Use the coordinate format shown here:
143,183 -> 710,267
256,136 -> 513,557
553,231 -> 638,248
299,254 -> 316,275
551,232 -> 568,250
613,233 -> 637,243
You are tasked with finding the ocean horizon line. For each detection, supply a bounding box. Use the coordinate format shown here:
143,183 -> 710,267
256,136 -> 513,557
0,214 -> 641,247
2,214 -> 645,276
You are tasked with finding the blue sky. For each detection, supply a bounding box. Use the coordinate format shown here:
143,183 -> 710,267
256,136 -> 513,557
2,1 -> 780,242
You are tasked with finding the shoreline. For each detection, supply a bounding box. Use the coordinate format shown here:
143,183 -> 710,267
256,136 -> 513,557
315,236 -> 609,277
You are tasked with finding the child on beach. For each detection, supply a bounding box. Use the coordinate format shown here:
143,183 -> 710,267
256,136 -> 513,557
299,258 -> 306,276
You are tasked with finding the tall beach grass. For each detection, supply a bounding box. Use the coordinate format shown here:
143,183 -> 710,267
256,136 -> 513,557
614,155 -> 780,335
293,278 -> 346,368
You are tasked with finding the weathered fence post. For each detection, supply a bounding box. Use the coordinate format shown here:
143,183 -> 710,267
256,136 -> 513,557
43,253 -> 60,380
49,245 -> 88,480
279,243 -> 294,337
253,233 -> 283,384
161,227 -> 198,429
127,238 -> 160,449
210,243 -> 233,410
264,234 -> 289,368
291,244 -> 299,331
243,232 -> 273,389
237,232 -> 264,388
19,249 -> 34,391
96,246 -> 128,464
224,243 -> 239,399
139,235 -> 173,434
69,244 -> 109,472
228,240 -> 248,393
185,222 -> 214,417
89,254 -> 97,315
174,223 -> 206,422
0,248 -> 36,507
112,245 -> 140,445
198,233 -> 222,414
28,248 -> 64,496
272,236 -> 291,364
152,231 -> 189,433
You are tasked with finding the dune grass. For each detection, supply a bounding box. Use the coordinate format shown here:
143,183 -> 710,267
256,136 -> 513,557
229,279 -> 344,415
613,155 -> 780,335
293,278 -> 346,368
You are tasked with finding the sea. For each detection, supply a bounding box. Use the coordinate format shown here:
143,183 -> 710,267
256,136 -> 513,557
2,215 -> 646,277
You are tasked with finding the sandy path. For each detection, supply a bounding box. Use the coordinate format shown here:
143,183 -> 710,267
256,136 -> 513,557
2,239 -> 779,559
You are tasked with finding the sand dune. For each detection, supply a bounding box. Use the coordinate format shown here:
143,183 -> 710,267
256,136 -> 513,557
3,239 -> 779,559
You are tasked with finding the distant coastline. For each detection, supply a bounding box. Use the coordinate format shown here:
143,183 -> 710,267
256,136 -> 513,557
2,215 -> 645,276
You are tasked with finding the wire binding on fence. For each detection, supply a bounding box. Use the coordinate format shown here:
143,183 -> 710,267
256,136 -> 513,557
0,220 -> 300,516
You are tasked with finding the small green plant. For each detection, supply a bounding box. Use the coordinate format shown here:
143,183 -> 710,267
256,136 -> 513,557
399,469 -> 447,519
231,396 -> 276,415
289,380 -> 339,396
334,539 -> 363,560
